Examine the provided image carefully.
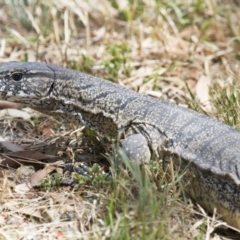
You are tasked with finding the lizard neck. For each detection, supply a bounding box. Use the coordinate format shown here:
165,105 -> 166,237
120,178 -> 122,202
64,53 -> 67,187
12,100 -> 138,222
31,67 -> 137,137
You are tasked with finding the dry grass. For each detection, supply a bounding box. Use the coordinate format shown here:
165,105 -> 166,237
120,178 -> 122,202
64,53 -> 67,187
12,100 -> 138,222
1,0 -> 240,239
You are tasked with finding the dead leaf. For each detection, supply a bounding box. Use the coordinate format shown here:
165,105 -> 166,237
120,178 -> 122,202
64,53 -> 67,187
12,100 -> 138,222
0,100 -> 23,109
0,169 -> 8,188
15,182 -> 32,194
30,166 -> 58,186
13,204 -> 43,219
0,136 -> 25,152
22,208 -> 43,219
48,192 -> 74,204
92,26 -> 106,41
41,126 -> 55,136
0,215 -> 6,225
38,122 -> 56,136
56,167 -> 63,174
195,74 -> 212,112
1,150 -> 57,168
0,155 -> 22,168
55,230 -> 64,239
0,108 -> 31,120
5,150 -> 56,161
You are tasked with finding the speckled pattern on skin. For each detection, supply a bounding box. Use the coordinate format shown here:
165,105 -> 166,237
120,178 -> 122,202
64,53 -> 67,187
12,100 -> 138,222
0,61 -> 240,229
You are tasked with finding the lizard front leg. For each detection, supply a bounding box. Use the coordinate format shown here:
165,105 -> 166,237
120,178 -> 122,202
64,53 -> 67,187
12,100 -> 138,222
118,134 -> 151,164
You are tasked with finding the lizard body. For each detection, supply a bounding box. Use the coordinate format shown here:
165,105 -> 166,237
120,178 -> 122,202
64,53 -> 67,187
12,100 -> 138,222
0,61 -> 240,229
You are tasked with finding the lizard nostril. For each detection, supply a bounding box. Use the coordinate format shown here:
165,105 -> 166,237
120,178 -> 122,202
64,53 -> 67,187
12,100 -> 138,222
11,72 -> 23,81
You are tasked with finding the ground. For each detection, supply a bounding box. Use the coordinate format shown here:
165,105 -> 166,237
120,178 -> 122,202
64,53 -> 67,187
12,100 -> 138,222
1,0 -> 240,239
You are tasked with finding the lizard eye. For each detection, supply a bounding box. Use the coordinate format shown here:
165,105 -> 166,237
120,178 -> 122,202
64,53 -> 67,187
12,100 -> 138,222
11,72 -> 23,81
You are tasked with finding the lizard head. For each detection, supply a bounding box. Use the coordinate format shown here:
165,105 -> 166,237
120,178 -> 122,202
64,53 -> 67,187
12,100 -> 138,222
0,61 -> 55,107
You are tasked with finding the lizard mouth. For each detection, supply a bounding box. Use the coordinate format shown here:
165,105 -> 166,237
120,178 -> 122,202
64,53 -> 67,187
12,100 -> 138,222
0,86 -> 10,100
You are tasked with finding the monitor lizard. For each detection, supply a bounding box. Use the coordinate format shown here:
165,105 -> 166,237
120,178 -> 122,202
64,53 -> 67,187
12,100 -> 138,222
0,61 -> 240,229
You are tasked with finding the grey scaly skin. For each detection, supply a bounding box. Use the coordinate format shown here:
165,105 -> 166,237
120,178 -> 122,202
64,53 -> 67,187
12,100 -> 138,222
0,61 -> 240,229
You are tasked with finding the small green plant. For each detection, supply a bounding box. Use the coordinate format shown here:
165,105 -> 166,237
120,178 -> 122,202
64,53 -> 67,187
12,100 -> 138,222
103,150 -> 189,239
40,173 -> 62,190
4,0 -> 53,35
67,54 -> 93,73
185,81 -> 240,128
4,0 -> 32,30
73,163 -> 113,189
209,81 -> 240,127
83,128 -> 106,153
108,0 -> 145,21
103,42 -> 132,82
166,2 -> 193,26
184,83 -> 209,114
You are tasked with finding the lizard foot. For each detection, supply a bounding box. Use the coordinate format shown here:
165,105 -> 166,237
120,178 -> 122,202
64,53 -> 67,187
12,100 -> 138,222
117,134 -> 151,164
